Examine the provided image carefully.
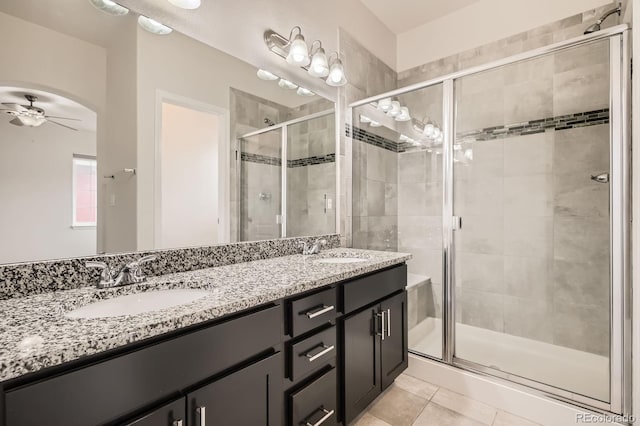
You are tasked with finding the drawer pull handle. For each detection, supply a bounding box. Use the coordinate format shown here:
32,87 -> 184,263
173,421 -> 183,426
196,406 -> 206,426
377,311 -> 386,341
305,305 -> 335,319
387,308 -> 391,337
305,344 -> 335,362
305,408 -> 335,426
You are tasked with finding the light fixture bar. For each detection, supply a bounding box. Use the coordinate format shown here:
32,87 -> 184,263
264,29 -> 311,71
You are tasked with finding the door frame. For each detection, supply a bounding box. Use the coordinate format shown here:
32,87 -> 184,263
154,90 -> 231,247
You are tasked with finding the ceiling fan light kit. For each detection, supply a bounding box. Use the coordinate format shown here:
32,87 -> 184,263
264,26 -> 347,87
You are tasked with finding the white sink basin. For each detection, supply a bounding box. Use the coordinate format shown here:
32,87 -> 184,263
65,289 -> 210,319
315,257 -> 368,264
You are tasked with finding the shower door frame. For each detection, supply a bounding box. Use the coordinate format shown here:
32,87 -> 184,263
349,24 -> 631,415
238,108 -> 338,240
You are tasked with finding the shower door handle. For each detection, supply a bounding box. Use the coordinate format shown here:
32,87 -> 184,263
453,216 -> 463,231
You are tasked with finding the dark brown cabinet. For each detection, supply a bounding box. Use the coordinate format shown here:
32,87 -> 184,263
125,398 -> 186,426
342,290 -> 408,425
187,352 -> 282,426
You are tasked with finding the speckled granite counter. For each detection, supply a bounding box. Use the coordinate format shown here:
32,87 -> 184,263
0,248 -> 410,382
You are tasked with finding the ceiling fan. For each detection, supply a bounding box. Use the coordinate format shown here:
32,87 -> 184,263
0,95 -> 80,131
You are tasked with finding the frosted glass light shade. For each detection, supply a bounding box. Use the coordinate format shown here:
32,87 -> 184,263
395,106 -> 411,121
138,16 -> 172,35
286,34 -> 310,66
88,0 -> 129,15
257,69 -> 279,81
278,79 -> 298,90
168,0 -> 201,9
378,98 -> 392,112
387,101 -> 401,117
297,87 -> 315,97
326,59 -> 347,87
308,48 -> 329,77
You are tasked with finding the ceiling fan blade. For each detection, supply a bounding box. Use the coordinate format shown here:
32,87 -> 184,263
44,115 -> 82,121
2,103 -> 28,112
9,117 -> 24,127
46,119 -> 78,131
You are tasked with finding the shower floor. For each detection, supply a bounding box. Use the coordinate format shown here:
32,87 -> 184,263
409,317 -> 609,402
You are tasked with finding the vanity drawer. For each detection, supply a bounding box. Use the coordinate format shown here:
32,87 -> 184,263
290,367 -> 337,426
5,304 -> 282,426
288,287 -> 337,337
289,325 -> 336,382
343,264 -> 407,314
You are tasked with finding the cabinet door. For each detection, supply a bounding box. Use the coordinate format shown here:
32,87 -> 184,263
343,305 -> 381,425
380,291 -> 408,389
125,398 -> 186,426
187,352 -> 282,426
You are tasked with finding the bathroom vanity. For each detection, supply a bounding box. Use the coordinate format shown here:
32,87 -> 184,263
0,248 -> 409,426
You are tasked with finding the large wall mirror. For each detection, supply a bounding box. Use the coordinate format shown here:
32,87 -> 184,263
0,0 -> 337,264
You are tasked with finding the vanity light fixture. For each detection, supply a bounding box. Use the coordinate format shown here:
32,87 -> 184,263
377,98 -> 392,112
278,78 -> 298,90
138,15 -> 173,35
308,41 -> 330,77
359,115 -> 372,124
257,69 -> 279,81
168,0 -> 201,9
297,87 -> 315,97
387,101 -> 401,117
88,0 -> 129,15
395,107 -> 411,122
369,120 -> 381,127
264,27 -> 347,87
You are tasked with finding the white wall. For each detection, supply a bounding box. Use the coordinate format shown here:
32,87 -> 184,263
397,0 -> 613,71
0,120 -> 96,263
160,103 -> 219,248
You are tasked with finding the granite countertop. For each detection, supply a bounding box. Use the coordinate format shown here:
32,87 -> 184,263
0,248 -> 410,382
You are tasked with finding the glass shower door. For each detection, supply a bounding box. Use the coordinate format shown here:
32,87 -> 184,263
239,129 -> 282,241
451,39 -> 612,402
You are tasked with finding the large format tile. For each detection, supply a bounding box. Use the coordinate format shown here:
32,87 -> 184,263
552,258 -> 609,306
503,132 -> 553,177
399,151 -> 427,183
455,252 -> 504,293
503,256 -> 551,301
503,216 -> 553,259
353,413 -> 392,426
504,77 -> 553,124
455,215 -> 503,255
553,172 -> 609,217
367,180 -> 386,216
553,301 -> 610,355
503,295 -> 554,343
455,176 -> 503,217
503,175 -> 553,217
553,125 -> 609,175
553,63 -> 609,116
430,389 -> 497,425
553,216 -> 609,263
413,403 -> 486,426
368,386 -> 428,426
493,411 -> 540,426
458,288 -> 504,332
398,216 -> 442,250
394,374 -> 439,400
456,140 -> 504,180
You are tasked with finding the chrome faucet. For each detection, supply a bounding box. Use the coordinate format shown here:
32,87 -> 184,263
86,255 -> 157,289
300,239 -> 327,255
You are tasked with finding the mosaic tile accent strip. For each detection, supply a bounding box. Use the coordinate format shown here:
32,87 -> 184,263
0,234 -> 342,300
240,152 -> 282,166
288,153 -> 336,168
348,109 -> 610,151
458,109 -> 610,142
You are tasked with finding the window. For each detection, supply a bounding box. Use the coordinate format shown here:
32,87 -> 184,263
72,155 -> 97,227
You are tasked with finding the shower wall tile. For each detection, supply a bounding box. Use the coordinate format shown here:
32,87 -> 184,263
553,125 -> 609,174
553,216 -> 610,264
503,296 -> 554,343
503,78 -> 553,125
367,180 -> 386,216
553,172 -> 609,218
503,216 -> 553,259
455,252 -> 504,294
455,215 -> 504,255
456,139 -> 504,180
503,175 -> 554,217
503,132 -> 553,176
366,216 -> 398,251
399,151 -> 427,183
456,89 -> 505,133
552,301 -> 609,356
553,259 -> 609,306
385,183 -> 398,216
455,176 -> 503,217
398,216 -> 442,250
398,182 -> 428,216
503,256 -> 552,301
458,288 -> 504,333
553,63 -> 609,116
402,247 -> 443,286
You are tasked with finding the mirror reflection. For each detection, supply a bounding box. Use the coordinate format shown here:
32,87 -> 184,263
0,0 -> 337,264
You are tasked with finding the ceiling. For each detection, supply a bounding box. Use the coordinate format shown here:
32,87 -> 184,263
0,87 -> 97,132
359,0 -> 482,34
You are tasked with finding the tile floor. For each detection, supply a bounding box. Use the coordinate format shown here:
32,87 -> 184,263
353,374 -> 540,426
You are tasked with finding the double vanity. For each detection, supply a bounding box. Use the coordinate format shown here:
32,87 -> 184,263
0,245 -> 410,426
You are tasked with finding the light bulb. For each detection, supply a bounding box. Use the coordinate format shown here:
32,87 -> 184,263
435,134 -> 444,144
308,48 -> 329,77
286,34 -> 310,66
256,69 -> 279,81
326,59 -> 347,87
433,127 -> 442,138
138,16 -> 172,35
423,123 -> 434,137
377,98 -> 392,112
395,107 -> 411,122
168,0 -> 200,9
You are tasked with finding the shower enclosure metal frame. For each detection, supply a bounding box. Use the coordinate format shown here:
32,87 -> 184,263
350,24 -> 631,415
238,108 -> 339,240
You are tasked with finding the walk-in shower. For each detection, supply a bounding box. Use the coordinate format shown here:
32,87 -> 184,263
238,110 -> 337,241
350,25 -> 630,415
